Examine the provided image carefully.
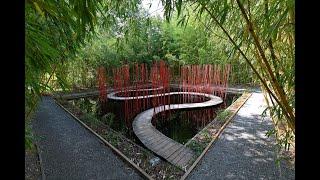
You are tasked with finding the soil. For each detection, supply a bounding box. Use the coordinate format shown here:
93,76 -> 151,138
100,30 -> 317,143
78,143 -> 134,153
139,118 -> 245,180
25,146 -> 42,180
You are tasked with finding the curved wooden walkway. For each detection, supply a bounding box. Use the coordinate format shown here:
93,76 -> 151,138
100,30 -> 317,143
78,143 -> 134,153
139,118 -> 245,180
108,90 -> 223,170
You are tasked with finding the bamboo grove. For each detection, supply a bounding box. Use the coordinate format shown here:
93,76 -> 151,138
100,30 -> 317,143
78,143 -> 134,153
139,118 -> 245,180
26,0 -> 294,151
25,0 -> 141,149
161,0 -> 295,150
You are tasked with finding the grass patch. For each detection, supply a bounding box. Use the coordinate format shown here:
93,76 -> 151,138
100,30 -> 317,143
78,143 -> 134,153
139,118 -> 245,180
80,113 -> 101,129
101,112 -> 115,127
216,109 -> 232,123
187,140 -> 208,157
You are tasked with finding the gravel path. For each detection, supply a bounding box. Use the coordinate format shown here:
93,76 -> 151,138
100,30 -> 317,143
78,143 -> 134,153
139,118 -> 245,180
32,96 -> 143,180
187,91 -> 295,180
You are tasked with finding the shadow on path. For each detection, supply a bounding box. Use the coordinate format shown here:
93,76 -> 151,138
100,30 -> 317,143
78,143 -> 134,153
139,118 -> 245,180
187,92 -> 295,180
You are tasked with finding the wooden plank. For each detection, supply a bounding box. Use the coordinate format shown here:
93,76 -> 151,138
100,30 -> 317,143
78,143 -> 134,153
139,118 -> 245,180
171,148 -> 190,165
129,89 -> 225,169
144,131 -> 166,146
156,141 -> 176,155
144,136 -> 164,147
185,154 -> 196,167
134,127 -> 153,134
166,146 -> 185,162
138,134 -> 162,145
161,143 -> 182,159
143,135 -> 163,146
151,138 -> 171,152
138,134 -> 157,144
147,137 -> 167,151
132,125 -> 149,132
175,151 -> 194,168
135,129 -> 155,137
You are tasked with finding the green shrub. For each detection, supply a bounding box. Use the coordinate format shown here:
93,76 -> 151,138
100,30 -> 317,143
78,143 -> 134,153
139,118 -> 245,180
217,110 -> 232,123
25,122 -> 35,151
101,112 -> 115,127
187,140 -> 207,157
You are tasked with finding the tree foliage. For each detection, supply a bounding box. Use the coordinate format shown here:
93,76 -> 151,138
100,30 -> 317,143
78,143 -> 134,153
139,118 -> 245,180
25,0 -> 140,148
25,0 -> 142,118
161,0 -> 295,150
25,0 -> 295,153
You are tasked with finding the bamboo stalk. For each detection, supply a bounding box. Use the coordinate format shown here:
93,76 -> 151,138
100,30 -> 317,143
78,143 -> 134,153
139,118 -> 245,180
236,0 -> 295,130
200,3 -> 294,132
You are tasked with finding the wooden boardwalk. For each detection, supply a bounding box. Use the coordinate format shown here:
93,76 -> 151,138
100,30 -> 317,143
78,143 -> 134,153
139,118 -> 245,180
108,90 -> 223,169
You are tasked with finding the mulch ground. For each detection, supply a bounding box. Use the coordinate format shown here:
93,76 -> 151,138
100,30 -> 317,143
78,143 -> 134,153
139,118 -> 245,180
25,147 -> 42,180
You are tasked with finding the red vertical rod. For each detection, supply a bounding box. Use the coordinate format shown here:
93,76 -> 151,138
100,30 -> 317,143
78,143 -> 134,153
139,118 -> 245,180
145,64 -> 149,109
131,64 -> 134,119
135,63 -> 138,114
178,65 -> 181,105
105,68 -> 109,102
151,62 -> 156,116
183,66 -> 186,104
187,65 -> 190,103
208,64 -> 212,95
123,65 -> 129,123
181,66 -> 184,104
159,60 -> 166,120
221,65 -> 225,99
141,64 -> 145,110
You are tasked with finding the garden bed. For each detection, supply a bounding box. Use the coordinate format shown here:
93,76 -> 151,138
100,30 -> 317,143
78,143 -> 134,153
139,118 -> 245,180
25,145 -> 43,180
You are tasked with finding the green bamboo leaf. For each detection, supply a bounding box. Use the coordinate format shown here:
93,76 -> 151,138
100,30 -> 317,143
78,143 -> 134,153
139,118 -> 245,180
177,15 -> 186,27
33,2 -> 45,17
267,8 -> 289,41
176,0 -> 183,17
287,0 -> 295,8
56,74 -> 70,91
219,0 -> 229,25
220,9 -> 228,25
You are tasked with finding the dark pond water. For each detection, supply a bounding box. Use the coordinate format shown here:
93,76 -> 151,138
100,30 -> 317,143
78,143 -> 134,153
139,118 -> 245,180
68,87 -> 241,145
